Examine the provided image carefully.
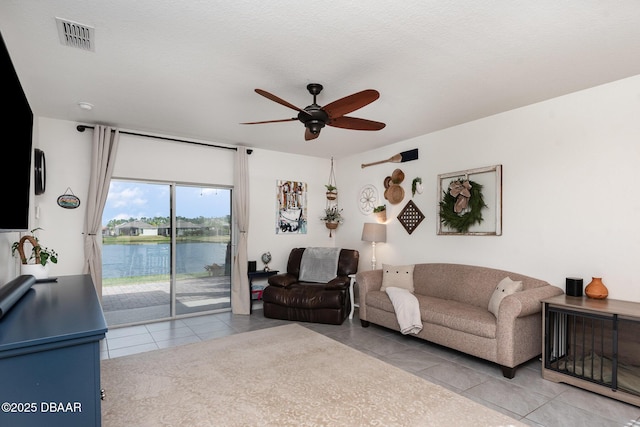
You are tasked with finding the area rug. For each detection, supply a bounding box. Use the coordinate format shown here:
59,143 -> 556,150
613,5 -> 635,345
101,324 -> 524,426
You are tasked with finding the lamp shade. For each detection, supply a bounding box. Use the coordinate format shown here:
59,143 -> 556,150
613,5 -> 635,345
361,223 -> 386,243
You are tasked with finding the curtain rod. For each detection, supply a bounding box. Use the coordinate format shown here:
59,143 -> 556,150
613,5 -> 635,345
76,125 -> 252,154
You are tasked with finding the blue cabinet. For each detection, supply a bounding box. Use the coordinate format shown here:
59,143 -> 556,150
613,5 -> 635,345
0,275 -> 107,427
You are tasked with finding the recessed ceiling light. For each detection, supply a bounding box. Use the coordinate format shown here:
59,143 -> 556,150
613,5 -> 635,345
78,102 -> 94,111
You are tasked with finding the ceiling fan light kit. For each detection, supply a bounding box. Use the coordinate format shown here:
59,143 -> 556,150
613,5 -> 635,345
242,83 -> 385,141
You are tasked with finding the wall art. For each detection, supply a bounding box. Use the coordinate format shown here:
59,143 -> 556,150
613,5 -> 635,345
437,165 -> 502,236
397,200 -> 425,235
276,180 -> 307,234
358,184 -> 378,214
57,187 -> 81,209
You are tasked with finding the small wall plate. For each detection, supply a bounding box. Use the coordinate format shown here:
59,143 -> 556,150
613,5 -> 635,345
57,187 -> 81,209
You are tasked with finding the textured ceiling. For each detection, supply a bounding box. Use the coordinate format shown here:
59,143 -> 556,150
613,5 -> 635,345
1,1 -> 640,159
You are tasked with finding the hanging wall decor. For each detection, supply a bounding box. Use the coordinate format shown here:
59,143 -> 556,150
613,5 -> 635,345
358,184 -> 378,214
411,177 -> 423,197
276,180 -> 307,234
397,200 -> 425,235
383,168 -> 405,205
373,204 -> 387,223
437,165 -> 502,236
360,148 -> 419,168
57,187 -> 81,209
326,157 -> 338,200
322,157 -> 341,237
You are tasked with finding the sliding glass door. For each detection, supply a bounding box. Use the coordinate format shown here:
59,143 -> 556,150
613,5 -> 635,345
101,180 -> 232,326
174,185 -> 232,315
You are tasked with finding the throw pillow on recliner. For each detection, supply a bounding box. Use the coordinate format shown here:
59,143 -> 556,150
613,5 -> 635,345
488,276 -> 523,317
381,264 -> 415,293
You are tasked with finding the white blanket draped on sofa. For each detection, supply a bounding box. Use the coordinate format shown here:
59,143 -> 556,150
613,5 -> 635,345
385,287 -> 422,335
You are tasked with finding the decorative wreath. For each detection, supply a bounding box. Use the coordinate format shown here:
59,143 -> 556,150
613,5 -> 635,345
439,179 -> 487,233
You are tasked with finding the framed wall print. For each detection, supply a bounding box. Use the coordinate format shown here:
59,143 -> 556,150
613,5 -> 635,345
437,164 -> 502,236
276,180 -> 307,234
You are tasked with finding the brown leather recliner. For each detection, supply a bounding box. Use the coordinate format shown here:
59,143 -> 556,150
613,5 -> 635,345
262,248 -> 359,325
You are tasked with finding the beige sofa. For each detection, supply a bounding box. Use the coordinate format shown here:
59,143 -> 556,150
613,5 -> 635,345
356,263 -> 564,378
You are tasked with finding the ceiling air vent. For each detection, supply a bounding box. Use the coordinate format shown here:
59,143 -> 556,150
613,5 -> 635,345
56,17 -> 95,51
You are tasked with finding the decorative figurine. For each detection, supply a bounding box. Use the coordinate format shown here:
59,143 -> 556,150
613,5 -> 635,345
261,252 -> 272,271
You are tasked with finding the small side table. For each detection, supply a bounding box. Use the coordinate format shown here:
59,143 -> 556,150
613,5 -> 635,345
248,270 -> 279,314
348,274 -> 358,319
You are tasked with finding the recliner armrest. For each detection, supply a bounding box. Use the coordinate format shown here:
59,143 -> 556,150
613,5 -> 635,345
267,273 -> 298,288
324,276 -> 350,290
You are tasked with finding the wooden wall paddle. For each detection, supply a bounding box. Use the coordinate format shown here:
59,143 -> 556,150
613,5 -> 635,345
361,149 -> 418,168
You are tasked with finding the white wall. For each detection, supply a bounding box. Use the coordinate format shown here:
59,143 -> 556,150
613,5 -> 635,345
3,73 -> 639,303
336,74 -> 640,302
246,149 -> 338,271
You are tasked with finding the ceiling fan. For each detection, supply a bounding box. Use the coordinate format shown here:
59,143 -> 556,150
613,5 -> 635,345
241,83 -> 386,141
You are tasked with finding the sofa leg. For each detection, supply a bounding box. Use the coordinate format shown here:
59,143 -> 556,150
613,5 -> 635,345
501,366 -> 516,379
360,320 -> 370,327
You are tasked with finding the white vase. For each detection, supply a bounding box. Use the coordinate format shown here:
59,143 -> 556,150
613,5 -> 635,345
21,264 -> 49,280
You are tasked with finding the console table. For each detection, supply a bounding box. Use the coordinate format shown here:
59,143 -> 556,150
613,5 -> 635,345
0,275 -> 108,426
542,294 -> 640,407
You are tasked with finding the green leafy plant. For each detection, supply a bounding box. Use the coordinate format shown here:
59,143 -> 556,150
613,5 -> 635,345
411,177 -> 422,196
373,205 -> 386,213
320,206 -> 344,223
325,184 -> 337,192
11,228 -> 59,266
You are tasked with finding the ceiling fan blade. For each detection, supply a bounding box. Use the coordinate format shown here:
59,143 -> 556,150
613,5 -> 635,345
255,89 -> 306,113
240,118 -> 297,125
305,128 -> 320,141
328,116 -> 386,131
322,89 -> 380,118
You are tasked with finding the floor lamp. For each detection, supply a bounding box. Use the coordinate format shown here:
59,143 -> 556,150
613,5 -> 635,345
361,223 -> 386,270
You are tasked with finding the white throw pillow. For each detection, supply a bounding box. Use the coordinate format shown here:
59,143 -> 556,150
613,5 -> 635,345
381,264 -> 415,293
488,276 -> 523,317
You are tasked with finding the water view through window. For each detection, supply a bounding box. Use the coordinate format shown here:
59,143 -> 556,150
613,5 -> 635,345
101,180 -> 232,326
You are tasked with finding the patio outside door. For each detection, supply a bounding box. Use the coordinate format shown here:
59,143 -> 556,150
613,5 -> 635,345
101,180 -> 232,326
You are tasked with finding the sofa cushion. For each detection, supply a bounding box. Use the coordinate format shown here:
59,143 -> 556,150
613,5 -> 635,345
366,291 -> 496,339
263,283 -> 345,309
417,295 -> 497,339
381,264 -> 415,292
488,276 -> 523,317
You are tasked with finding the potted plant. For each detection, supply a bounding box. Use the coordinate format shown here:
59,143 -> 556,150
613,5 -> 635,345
411,177 -> 423,197
11,228 -> 58,279
320,206 -> 343,237
325,184 -> 338,200
373,204 -> 387,223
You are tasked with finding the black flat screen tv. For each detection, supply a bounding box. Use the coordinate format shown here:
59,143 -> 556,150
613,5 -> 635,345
0,32 -> 33,232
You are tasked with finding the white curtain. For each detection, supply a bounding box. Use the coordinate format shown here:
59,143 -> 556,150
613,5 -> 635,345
231,147 -> 250,314
83,125 -> 120,297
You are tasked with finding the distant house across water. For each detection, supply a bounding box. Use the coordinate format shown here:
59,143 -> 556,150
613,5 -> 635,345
114,220 -> 157,236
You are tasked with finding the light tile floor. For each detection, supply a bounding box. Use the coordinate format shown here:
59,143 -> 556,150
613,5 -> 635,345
102,308 -> 640,427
